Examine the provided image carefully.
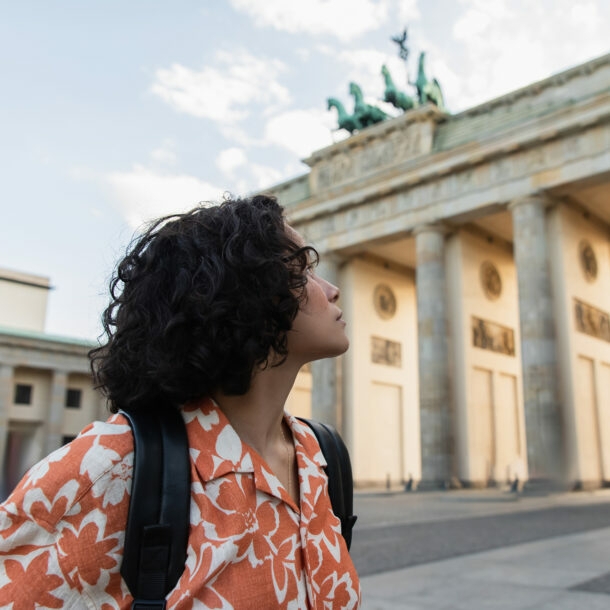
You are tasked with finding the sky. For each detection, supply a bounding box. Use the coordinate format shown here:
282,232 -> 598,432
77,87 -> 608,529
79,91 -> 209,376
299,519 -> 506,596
2,0 -> 609,341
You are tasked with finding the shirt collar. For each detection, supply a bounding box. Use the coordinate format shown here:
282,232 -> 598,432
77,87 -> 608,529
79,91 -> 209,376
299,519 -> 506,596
181,400 -> 327,507
182,398 -> 254,482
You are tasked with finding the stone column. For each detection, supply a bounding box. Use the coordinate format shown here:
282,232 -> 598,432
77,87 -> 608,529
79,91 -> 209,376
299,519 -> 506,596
45,370 -> 68,455
311,256 -> 342,429
0,364 -> 14,498
510,195 -> 563,483
415,225 -> 454,486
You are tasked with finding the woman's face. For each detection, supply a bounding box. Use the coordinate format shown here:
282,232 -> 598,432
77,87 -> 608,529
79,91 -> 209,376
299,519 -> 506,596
285,226 -> 349,363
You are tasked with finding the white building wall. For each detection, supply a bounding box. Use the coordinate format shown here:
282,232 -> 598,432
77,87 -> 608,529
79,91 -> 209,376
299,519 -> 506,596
447,231 -> 526,486
285,367 -> 312,419
0,270 -> 49,332
1,354 -> 103,498
549,204 -> 610,486
11,367 -> 52,424
342,258 -> 419,487
63,373 -> 103,437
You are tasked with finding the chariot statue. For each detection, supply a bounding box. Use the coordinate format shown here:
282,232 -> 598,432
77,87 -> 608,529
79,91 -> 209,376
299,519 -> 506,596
412,51 -> 445,109
327,27 -> 447,134
327,82 -> 388,135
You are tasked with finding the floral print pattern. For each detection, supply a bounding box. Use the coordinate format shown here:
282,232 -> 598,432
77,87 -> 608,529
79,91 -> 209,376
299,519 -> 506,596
0,399 -> 360,609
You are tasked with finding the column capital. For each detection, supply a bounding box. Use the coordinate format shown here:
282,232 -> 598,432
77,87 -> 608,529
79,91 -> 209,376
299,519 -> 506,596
413,222 -> 451,237
508,191 -> 557,212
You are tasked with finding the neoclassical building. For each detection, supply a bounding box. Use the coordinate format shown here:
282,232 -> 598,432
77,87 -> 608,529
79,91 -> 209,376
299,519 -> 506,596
266,53 -> 610,490
0,268 -> 104,499
2,54 -> 609,496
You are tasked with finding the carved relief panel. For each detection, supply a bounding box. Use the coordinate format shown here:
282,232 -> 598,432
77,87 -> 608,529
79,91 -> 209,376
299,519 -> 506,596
371,336 -> 402,367
307,115 -> 437,193
472,316 -> 515,356
574,298 -> 610,342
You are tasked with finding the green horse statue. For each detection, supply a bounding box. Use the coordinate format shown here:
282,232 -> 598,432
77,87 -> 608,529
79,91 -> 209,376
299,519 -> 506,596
381,64 -> 416,111
327,97 -> 362,134
413,51 -> 445,109
348,82 -> 388,128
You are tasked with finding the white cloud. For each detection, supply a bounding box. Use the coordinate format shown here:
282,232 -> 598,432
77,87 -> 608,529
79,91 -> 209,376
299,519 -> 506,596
105,164 -> 224,228
218,124 -> 262,148
264,108 -> 340,158
247,163 -> 285,190
451,0 -> 609,110
214,147 -> 284,193
151,50 -> 291,124
216,147 -> 248,175
570,1 -> 599,26
396,0 -> 420,23
229,0 -> 390,41
221,159 -> 286,196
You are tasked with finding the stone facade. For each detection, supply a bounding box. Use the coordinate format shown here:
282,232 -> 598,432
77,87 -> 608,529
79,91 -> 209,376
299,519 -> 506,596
266,53 -> 610,489
2,55 -> 609,495
0,270 -> 106,499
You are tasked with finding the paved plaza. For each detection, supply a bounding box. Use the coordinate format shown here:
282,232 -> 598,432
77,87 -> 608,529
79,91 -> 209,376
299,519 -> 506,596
352,488 -> 610,609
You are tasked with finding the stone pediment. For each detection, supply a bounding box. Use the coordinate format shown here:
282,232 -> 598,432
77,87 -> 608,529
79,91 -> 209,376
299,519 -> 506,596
303,105 -> 446,195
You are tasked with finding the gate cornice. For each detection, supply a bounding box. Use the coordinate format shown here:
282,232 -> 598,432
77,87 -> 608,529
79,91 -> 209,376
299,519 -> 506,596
289,93 -> 610,251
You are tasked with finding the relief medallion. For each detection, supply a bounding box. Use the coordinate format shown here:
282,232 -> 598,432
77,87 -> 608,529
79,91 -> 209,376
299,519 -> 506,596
579,240 -> 598,282
373,284 -> 397,319
480,261 -> 502,300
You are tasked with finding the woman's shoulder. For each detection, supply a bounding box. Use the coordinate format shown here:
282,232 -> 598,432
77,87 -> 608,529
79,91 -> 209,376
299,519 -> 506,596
2,414 -> 135,531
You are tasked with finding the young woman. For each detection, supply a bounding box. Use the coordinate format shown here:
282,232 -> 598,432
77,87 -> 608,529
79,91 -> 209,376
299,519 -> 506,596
0,195 -> 360,609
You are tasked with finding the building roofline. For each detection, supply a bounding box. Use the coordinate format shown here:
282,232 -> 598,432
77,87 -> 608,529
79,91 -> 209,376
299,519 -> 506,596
450,52 -> 610,120
265,52 -> 610,207
0,325 -> 96,348
0,267 -> 52,290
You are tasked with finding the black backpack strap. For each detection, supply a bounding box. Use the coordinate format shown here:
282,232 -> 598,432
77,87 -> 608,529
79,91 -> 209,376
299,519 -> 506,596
298,418 -> 357,550
120,407 -> 191,609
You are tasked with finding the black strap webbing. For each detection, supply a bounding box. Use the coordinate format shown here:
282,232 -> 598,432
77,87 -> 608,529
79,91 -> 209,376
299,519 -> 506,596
120,407 -> 190,609
298,418 -> 357,550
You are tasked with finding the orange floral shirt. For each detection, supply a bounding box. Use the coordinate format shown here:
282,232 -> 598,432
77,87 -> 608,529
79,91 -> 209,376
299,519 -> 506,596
0,399 -> 361,609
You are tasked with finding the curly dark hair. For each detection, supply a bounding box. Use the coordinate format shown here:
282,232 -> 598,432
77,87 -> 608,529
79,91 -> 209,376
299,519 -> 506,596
89,194 -> 318,413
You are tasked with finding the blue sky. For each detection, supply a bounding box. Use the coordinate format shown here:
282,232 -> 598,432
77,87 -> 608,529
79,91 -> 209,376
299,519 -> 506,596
2,0 -> 609,340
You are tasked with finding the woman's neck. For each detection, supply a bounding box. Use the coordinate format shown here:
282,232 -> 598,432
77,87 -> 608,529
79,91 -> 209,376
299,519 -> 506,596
212,359 -> 302,504
211,358 -> 301,456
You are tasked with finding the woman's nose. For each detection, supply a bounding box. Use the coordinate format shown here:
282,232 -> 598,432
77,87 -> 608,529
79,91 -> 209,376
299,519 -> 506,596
321,277 -> 340,303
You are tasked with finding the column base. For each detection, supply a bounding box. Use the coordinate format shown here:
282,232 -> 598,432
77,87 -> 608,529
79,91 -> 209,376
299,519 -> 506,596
415,477 -> 463,491
520,478 -> 570,496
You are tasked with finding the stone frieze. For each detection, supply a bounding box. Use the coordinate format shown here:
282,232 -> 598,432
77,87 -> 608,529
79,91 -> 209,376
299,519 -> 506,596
472,316 -> 515,356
